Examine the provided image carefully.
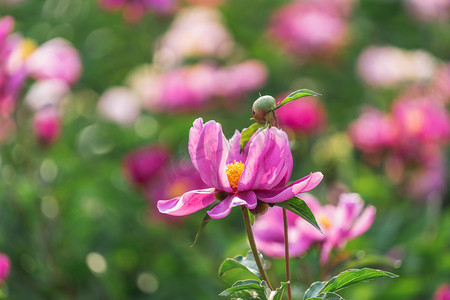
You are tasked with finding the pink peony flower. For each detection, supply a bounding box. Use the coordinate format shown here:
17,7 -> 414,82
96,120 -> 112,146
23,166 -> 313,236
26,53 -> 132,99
24,79 -> 70,112
33,107 -> 61,145
123,145 -> 171,187
277,96 -> 327,134
157,118 -> 323,219
303,193 -> 376,264
435,284 -> 450,300
0,253 -> 10,284
357,46 -> 436,88
348,108 -> 397,153
269,0 -> 349,59
26,38 -> 81,85
392,97 -> 450,146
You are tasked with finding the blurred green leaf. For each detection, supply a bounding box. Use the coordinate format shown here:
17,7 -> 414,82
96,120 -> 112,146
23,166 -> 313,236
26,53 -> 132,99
219,251 -> 266,280
307,292 -> 344,300
276,89 -> 322,109
275,197 -> 322,233
304,281 -> 326,299
240,123 -> 263,153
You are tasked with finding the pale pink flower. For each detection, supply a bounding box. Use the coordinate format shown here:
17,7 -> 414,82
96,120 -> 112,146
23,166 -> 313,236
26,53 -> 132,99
24,79 -> 70,112
155,7 -> 234,67
97,86 -> 141,125
277,96 -> 327,134
27,38 -> 81,85
404,0 -> 450,22
158,118 -> 323,219
357,46 -> 436,88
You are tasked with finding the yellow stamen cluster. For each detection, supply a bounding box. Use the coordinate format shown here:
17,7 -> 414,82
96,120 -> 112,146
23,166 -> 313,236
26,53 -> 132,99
318,215 -> 332,230
20,39 -> 37,60
226,160 -> 245,190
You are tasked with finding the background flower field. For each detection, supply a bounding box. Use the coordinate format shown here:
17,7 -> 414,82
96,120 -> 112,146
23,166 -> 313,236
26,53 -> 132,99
0,0 -> 449,299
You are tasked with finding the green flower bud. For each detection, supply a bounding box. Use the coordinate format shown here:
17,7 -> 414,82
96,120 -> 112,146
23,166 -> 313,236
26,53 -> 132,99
252,95 -> 276,124
250,201 -> 269,216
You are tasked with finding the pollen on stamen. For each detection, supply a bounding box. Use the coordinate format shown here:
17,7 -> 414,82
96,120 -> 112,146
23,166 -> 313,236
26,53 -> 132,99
226,160 -> 245,190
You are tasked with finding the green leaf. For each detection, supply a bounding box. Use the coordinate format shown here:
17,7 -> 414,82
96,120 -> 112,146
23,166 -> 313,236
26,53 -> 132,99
320,268 -> 398,294
190,213 -> 212,247
275,197 -> 322,233
276,89 -> 322,109
219,280 -> 265,299
272,282 -> 289,300
240,123 -> 263,153
249,210 -> 255,225
219,251 -> 266,281
304,281 -> 326,299
307,292 -> 344,300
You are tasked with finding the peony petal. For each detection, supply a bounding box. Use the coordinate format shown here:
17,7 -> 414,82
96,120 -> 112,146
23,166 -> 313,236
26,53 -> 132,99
188,118 -> 204,170
191,119 -> 232,191
238,128 -> 293,191
348,205 -> 376,239
207,191 -> 257,219
255,172 -> 323,203
157,188 -> 216,216
226,130 -> 246,164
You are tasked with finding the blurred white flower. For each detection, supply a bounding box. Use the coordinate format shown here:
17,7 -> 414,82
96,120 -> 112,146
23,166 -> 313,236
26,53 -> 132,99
97,86 -> 142,125
25,79 -> 70,111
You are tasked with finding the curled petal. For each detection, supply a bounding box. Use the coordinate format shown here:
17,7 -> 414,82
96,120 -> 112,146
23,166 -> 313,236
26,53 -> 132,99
238,128 -> 292,191
190,119 -> 232,191
207,191 -> 257,219
255,172 -> 323,203
227,130 -> 246,164
157,188 -> 216,216
348,205 -> 376,239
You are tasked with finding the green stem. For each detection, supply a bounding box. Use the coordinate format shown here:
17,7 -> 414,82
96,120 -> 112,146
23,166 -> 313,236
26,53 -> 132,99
241,206 -> 273,290
283,208 -> 292,300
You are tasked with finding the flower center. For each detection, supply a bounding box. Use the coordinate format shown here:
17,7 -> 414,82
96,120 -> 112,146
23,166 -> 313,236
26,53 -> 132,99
318,215 -> 332,230
226,160 -> 245,190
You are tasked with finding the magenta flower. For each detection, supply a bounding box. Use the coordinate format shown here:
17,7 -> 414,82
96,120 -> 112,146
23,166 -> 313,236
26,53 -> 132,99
0,253 -> 10,284
157,118 -> 323,219
33,107 -> 61,145
277,96 -> 327,134
26,38 -> 81,85
434,284 -> 450,300
123,145 -> 171,187
349,108 -> 397,153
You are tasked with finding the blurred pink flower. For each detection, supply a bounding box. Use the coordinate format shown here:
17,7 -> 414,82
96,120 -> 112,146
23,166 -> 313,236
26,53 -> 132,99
277,96 -> 327,134
269,0 -> 349,59
431,64 -> 450,104
158,118 -> 323,219
27,38 -> 81,85
155,7 -> 234,66
0,16 -> 29,117
98,0 -> 176,22
24,79 -> 70,111
304,193 -> 376,264
0,253 -> 10,284
348,108 -> 397,153
253,204 -> 320,258
214,60 -> 267,100
33,107 -> 61,145
404,0 -> 450,22
434,284 -> 450,300
392,97 -> 450,146
357,46 -> 436,88
123,145 -> 171,187
97,86 -> 141,125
